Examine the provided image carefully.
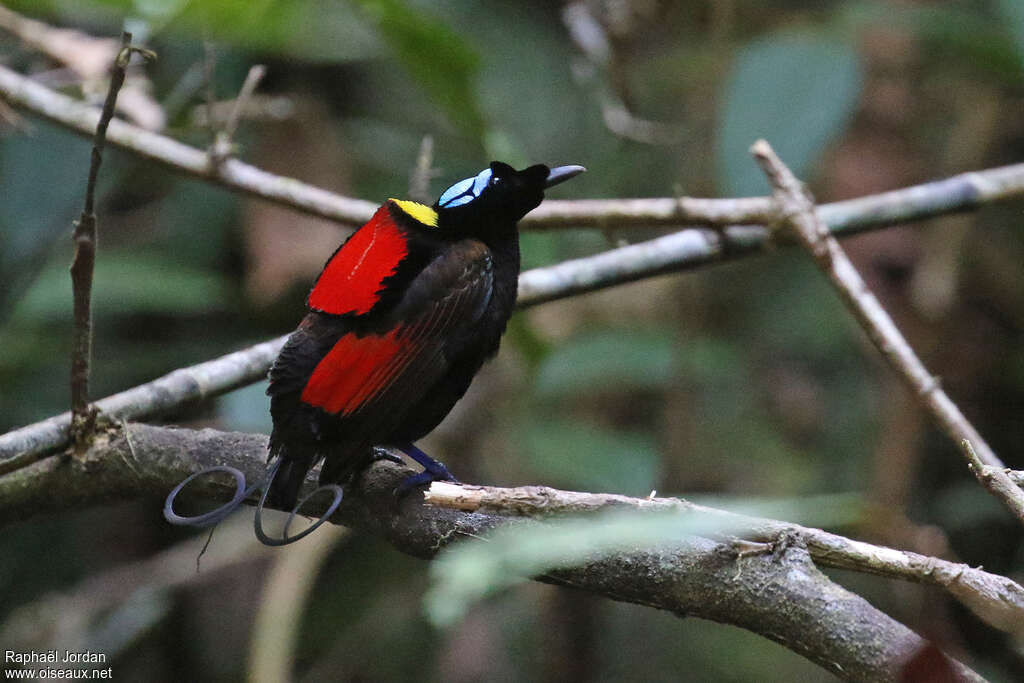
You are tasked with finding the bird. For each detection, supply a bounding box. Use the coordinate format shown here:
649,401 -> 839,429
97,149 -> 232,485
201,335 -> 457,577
165,161 -> 583,543
165,161 -> 584,543
262,161 -> 585,517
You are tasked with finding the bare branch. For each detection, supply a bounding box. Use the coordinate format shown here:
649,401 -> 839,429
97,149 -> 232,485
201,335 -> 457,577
750,139 -> 1024,526
68,32 -> 141,450
1,62 -> 1022,232
0,219 -> 861,466
0,62 -> 379,225
8,187 -> 1024,466
0,5 -> 119,82
424,481 -> 1024,638
408,134 -> 436,203
0,336 -> 287,473
0,423 -> 984,682
209,63 -> 267,164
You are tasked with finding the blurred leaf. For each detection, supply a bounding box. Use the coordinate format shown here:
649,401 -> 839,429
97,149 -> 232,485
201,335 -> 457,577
13,0 -> 382,61
352,0 -> 484,138
674,336 -> 745,388
13,253 -> 231,320
996,0 -> 1024,70
0,123 -> 93,320
716,32 -> 863,196
518,231 -> 561,271
930,481 -> 1009,531
911,4 -> 1024,82
535,329 -> 675,398
425,494 -> 862,627
840,3 -> 1023,82
521,418 -> 659,494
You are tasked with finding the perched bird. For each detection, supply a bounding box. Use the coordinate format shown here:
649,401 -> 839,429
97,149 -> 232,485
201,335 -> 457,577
262,161 -> 585,515
165,161 -> 583,543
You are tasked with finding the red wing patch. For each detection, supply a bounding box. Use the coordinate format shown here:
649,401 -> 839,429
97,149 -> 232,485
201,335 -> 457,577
300,329 -> 418,416
307,206 -> 408,315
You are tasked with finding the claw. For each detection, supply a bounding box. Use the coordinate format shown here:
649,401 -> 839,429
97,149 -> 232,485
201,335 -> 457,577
393,443 -> 459,497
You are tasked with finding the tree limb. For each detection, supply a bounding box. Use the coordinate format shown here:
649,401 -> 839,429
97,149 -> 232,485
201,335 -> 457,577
0,422 -> 985,682
1,62 -> 1023,231
424,481 -> 1024,639
751,139 -> 1024,526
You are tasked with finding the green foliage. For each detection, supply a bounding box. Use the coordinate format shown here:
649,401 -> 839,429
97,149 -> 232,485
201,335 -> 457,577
996,0 -> 1024,69
716,31 -> 863,196
11,0 -> 382,62
535,329 -> 675,398
520,418 -> 659,494
351,0 -> 485,138
425,495 -> 863,627
13,252 -> 231,321
0,123 -> 92,321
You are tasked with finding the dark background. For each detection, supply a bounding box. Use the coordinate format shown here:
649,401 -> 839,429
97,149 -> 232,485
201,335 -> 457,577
1,0 -> 1023,680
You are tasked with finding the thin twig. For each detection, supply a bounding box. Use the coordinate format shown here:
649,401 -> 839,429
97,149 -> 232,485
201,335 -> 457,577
68,31 -> 135,450
750,139 -> 1024,526
423,481 -> 1024,637
408,134 -> 435,203
962,439 -> 1024,520
203,41 -> 218,138
210,63 -> 266,163
2,62 -> 1023,231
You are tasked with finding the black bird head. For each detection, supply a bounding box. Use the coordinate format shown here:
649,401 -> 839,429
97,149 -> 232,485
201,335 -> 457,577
433,161 -> 585,235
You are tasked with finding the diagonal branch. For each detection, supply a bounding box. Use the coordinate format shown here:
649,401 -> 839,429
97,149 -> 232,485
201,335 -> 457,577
0,206 -> 936,467
750,139 -> 1024,526
1,62 -> 1023,231
0,422 -> 986,682
0,221 -> 847,466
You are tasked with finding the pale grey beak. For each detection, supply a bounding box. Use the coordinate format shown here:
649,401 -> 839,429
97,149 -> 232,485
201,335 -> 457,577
545,165 -> 586,188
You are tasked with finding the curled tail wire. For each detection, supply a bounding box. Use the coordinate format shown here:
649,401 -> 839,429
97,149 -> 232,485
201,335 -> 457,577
163,457 -> 343,546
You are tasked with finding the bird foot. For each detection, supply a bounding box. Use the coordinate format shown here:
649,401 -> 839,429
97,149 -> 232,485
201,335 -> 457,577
394,443 -> 459,497
370,447 -> 405,466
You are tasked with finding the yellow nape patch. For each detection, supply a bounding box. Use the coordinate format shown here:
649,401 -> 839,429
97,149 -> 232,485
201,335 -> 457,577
390,199 -> 438,228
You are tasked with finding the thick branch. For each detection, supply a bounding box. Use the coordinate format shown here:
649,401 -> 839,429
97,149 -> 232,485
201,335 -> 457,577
0,423 -> 983,682
425,482 -> 1024,638
1,62 -> 1022,231
751,139 -> 1024,525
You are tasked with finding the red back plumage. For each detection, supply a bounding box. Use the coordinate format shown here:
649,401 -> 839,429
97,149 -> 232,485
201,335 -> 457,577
307,205 -> 409,316
300,328 -> 407,415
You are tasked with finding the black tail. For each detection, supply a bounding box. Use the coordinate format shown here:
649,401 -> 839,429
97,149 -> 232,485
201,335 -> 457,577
253,455 -> 344,546
163,451 -> 342,547
265,444 -> 316,511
